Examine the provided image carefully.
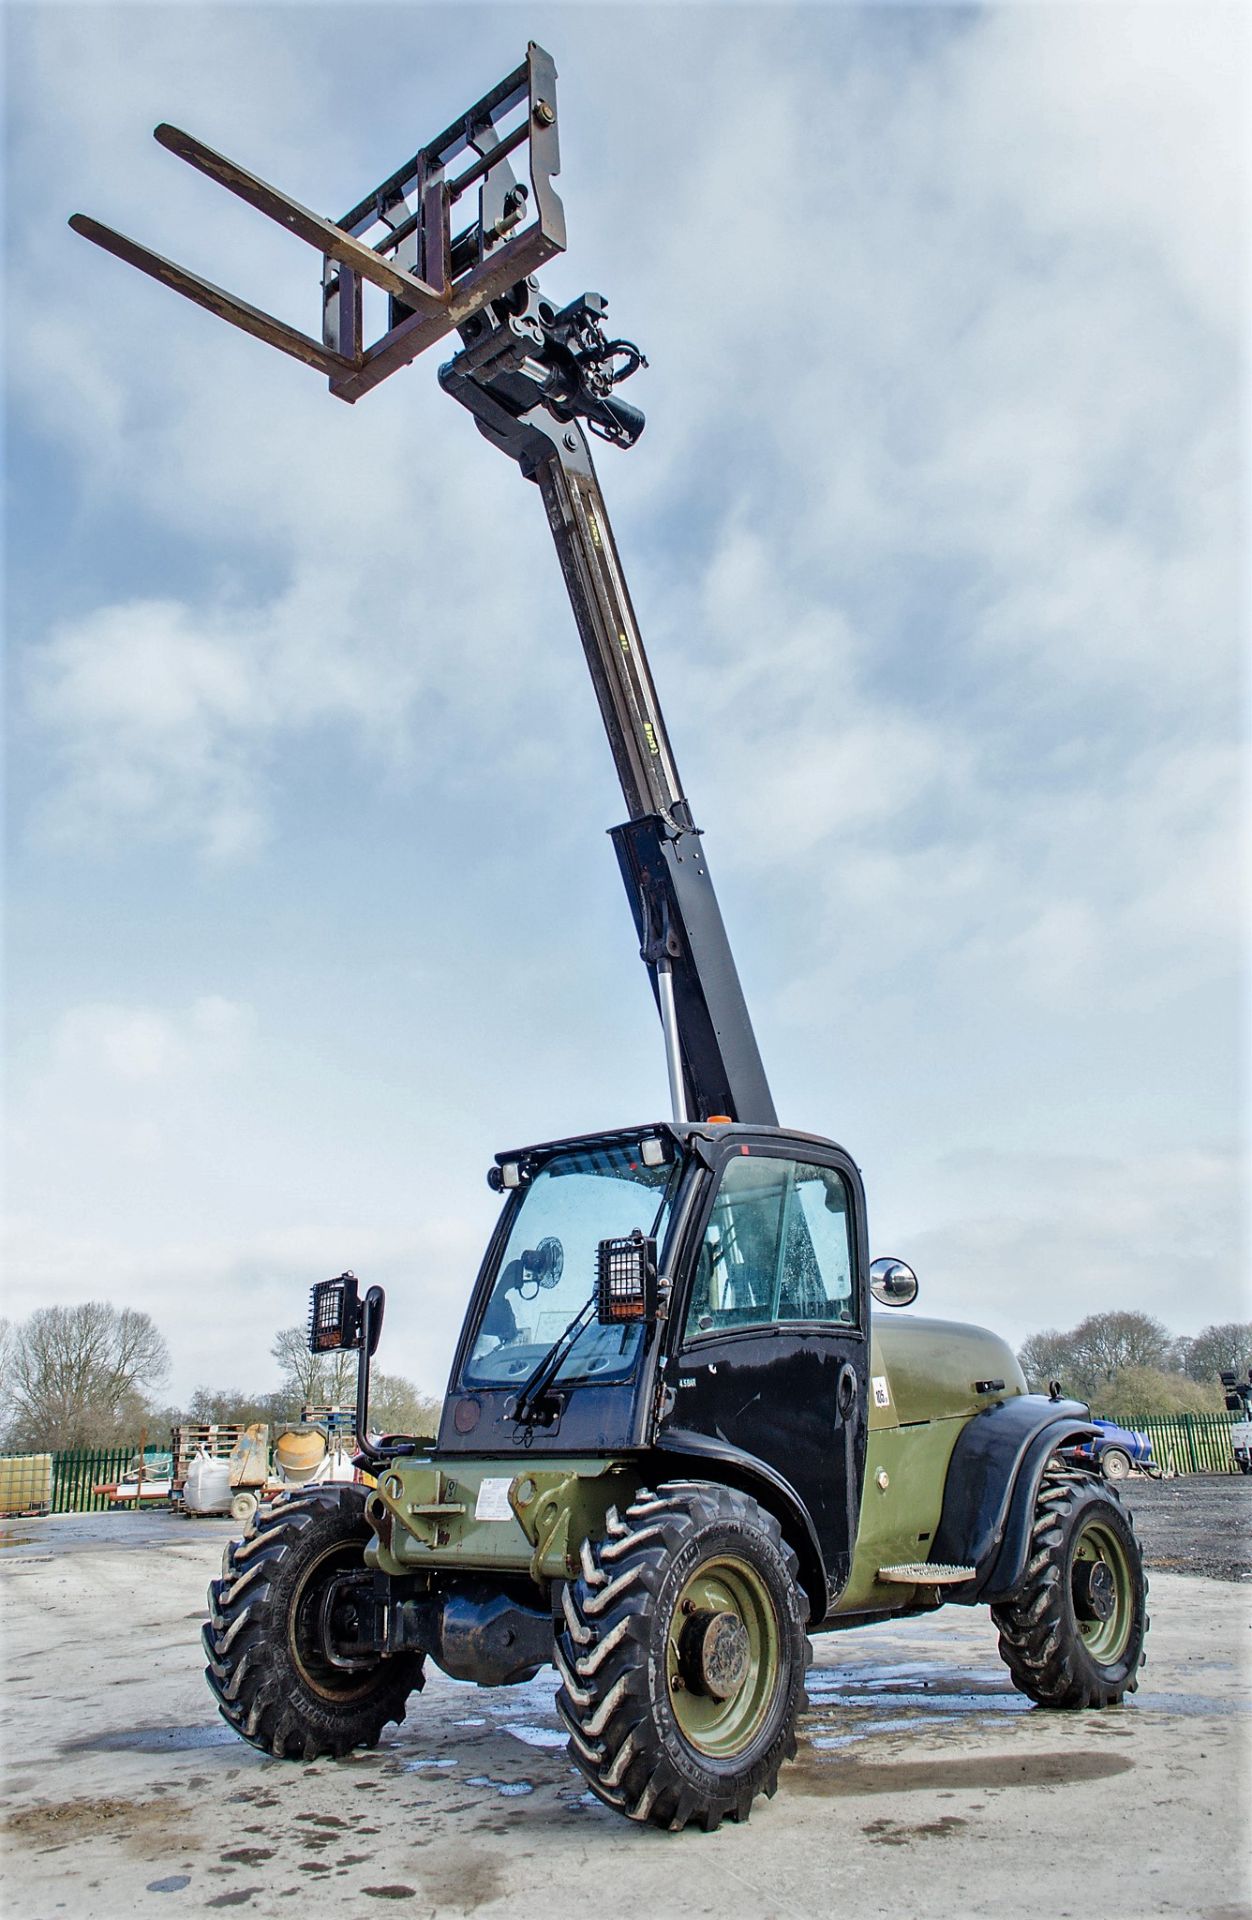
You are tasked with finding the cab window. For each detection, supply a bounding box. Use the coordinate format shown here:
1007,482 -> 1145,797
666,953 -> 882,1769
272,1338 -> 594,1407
683,1153 -> 855,1341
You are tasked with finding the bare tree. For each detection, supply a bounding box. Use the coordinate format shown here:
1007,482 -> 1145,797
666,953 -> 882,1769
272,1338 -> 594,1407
182,1386 -> 288,1428
1173,1322 -> 1252,1386
369,1370 -> 441,1439
6,1302 -> 169,1451
1017,1328 -> 1080,1393
270,1325 -> 357,1412
0,1317 -> 15,1436
1066,1311 -> 1172,1395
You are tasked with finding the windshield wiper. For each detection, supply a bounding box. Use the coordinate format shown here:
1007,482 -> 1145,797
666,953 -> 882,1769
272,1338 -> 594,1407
512,1298 -> 596,1430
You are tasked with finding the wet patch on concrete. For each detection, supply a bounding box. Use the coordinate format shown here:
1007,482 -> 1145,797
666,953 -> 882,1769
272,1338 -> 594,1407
63,1723 -> 239,1754
1134,1690 -> 1250,1717
466,1774 -> 535,1797
418,1858 -> 507,1911
863,1814 -> 967,1845
790,1749 -> 1135,1795
4,1795 -> 194,1851
501,1722 -> 567,1749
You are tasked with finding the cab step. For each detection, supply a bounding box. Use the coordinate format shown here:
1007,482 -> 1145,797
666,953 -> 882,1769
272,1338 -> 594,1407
877,1562 -> 975,1585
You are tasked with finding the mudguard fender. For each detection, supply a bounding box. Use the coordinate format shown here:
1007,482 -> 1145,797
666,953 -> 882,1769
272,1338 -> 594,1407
651,1427 -> 827,1618
931,1396 -> 1098,1604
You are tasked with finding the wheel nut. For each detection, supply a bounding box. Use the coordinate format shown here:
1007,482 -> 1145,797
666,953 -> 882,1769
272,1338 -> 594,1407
671,1673 -> 684,1691
681,1599 -> 695,1615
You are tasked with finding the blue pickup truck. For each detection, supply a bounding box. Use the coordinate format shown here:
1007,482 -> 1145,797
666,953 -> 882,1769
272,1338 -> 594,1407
1073,1418 -> 1159,1481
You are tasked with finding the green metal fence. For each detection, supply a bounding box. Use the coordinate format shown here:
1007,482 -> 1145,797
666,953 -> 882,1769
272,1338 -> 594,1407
49,1447 -> 137,1512
1101,1412 -> 1242,1476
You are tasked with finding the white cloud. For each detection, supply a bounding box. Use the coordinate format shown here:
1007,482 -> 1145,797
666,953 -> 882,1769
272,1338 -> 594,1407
49,996 -> 255,1083
893,1145 -> 1248,1348
5,5 -> 1246,1387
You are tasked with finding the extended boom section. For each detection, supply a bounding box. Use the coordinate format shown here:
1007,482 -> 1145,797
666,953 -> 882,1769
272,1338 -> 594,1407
68,39 -> 775,1124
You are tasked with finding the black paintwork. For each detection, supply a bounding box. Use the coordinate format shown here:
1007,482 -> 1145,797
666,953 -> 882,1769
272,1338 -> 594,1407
612,817 -> 776,1126
656,1134 -> 868,1616
437,1124 -> 870,1623
650,1428 -> 827,1614
930,1396 -> 1097,1604
442,318 -> 776,1125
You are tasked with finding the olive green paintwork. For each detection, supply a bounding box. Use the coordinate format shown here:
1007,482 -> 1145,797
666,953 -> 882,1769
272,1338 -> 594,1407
364,1456 -> 643,1583
833,1318 -> 1027,1614
363,1318 -> 1028,1618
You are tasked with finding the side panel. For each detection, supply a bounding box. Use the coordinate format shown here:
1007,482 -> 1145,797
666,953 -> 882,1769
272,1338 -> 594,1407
834,1419 -> 965,1615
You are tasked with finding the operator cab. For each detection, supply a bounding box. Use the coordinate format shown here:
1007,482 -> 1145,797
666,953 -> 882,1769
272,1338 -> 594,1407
438,1119 -> 871,1599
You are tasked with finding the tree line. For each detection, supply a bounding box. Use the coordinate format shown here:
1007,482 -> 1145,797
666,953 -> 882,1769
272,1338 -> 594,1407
2,1298 -> 1247,1454
1016,1312 -> 1252,1418
0,1302 -> 440,1454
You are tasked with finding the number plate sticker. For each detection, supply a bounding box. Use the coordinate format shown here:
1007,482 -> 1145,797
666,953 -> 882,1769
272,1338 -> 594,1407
474,1476 -> 515,1522
872,1375 -> 891,1408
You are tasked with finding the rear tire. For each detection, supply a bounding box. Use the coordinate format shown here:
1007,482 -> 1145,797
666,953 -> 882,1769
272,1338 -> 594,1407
203,1483 -> 423,1759
555,1482 -> 810,1832
992,1465 -> 1147,1709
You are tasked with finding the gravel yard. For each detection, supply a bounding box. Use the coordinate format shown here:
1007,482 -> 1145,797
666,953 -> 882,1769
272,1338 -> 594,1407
1120,1474 -> 1252,1582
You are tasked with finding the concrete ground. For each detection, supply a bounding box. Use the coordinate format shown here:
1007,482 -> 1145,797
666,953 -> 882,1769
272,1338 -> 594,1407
2,1498 -> 1249,1920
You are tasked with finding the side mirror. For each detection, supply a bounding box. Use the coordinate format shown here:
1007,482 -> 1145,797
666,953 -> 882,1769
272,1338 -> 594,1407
869,1257 -> 918,1308
596,1230 -> 658,1324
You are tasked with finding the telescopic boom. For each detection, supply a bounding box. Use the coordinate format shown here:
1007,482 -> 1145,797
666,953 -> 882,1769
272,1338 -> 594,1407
68,43 -> 777,1127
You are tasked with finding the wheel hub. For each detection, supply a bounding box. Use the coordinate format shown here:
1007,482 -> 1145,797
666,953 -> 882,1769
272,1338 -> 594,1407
679,1608 -> 750,1701
1073,1557 -> 1116,1622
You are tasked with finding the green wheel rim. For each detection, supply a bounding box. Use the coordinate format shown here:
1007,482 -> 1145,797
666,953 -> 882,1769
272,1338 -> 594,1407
1071,1518 -> 1135,1664
665,1555 -> 780,1760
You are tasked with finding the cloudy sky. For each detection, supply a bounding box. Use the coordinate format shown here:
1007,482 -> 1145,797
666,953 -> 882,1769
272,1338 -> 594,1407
5,1 -> 1247,1408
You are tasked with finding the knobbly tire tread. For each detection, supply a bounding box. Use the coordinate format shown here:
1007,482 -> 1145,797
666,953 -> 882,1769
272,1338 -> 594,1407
203,1482 -> 423,1760
555,1481 -> 811,1832
991,1464 -> 1148,1709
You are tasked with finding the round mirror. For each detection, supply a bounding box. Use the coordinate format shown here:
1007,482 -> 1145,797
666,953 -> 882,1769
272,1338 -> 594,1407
869,1257 -> 918,1308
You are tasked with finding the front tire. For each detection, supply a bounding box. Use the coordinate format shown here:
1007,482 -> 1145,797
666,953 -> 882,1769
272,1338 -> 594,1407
203,1483 -> 423,1758
555,1482 -> 810,1832
992,1465 -> 1147,1708
1100,1447 -> 1131,1482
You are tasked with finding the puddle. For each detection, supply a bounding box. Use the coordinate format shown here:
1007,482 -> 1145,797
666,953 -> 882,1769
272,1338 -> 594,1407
810,1689 -> 1031,1716
502,1724 -> 567,1750
790,1749 -> 1135,1795
466,1775 -> 535,1797
398,1756 -> 458,1771
63,1724 -> 239,1754
812,1717 -> 955,1746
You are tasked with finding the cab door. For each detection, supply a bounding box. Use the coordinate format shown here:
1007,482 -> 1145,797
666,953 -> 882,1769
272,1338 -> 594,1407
659,1142 -> 868,1611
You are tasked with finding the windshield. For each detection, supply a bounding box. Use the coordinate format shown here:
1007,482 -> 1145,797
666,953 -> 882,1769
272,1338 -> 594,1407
464,1141 -> 679,1391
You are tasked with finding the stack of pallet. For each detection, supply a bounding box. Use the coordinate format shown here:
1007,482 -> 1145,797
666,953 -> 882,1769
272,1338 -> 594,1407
170,1424 -> 249,1490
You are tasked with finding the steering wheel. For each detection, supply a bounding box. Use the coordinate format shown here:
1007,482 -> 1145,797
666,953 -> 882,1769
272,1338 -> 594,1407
516,1235 -> 564,1301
